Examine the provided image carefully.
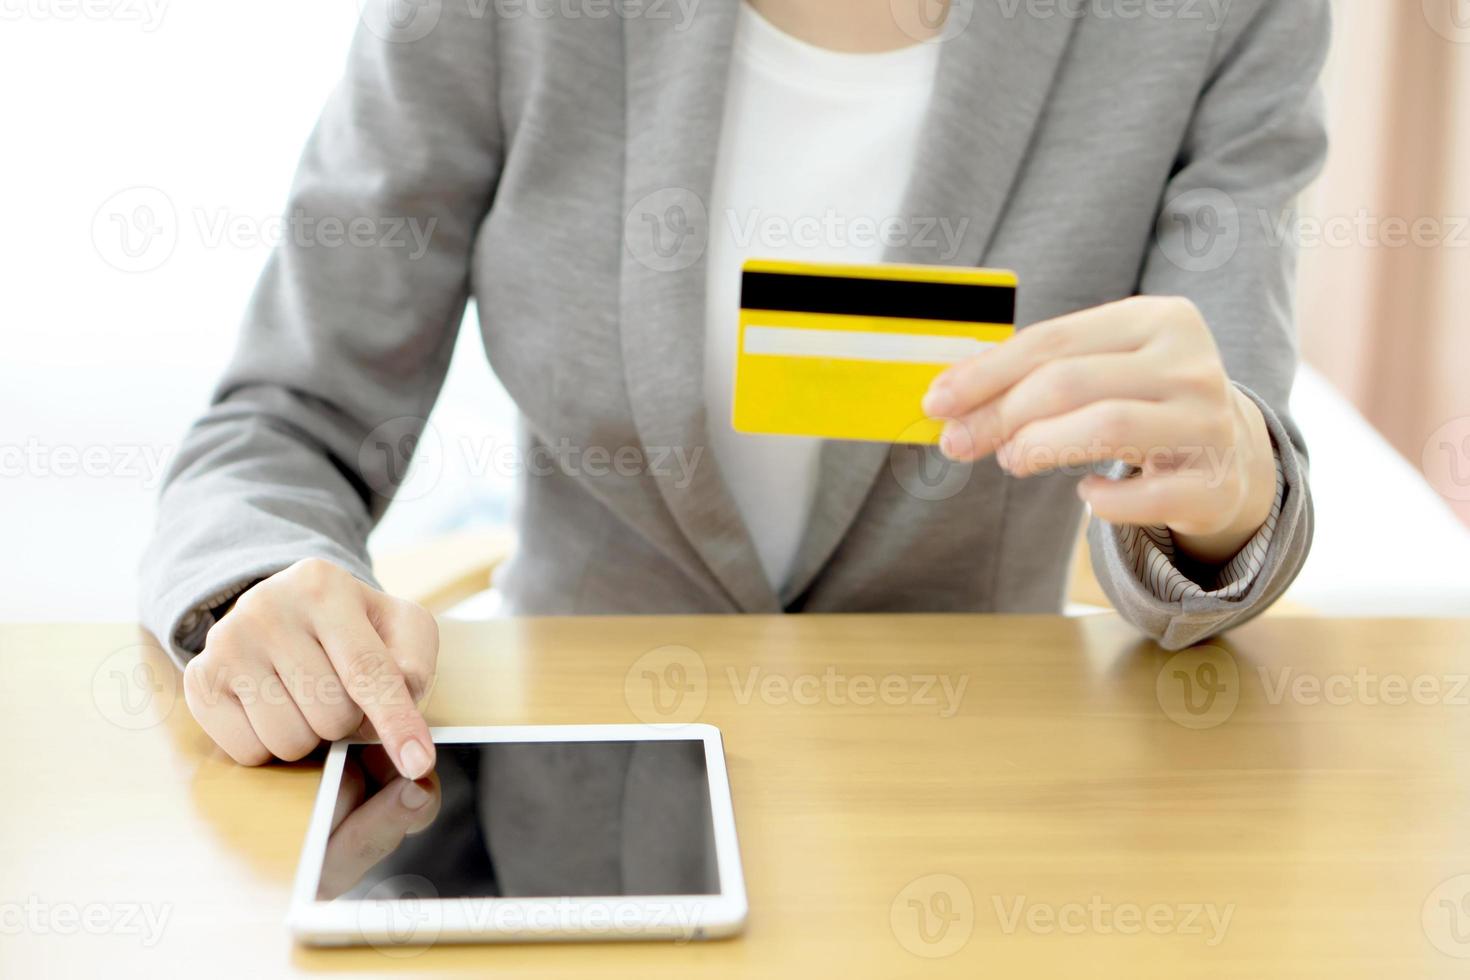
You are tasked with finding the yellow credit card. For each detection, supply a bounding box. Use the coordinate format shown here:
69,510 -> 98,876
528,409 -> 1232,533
732,258 -> 1018,444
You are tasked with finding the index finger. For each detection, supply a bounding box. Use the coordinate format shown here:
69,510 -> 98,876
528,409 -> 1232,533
924,301 -> 1150,417
314,612 -> 435,781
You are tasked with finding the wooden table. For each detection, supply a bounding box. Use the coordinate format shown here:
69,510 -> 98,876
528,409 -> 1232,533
4,615 -> 1470,978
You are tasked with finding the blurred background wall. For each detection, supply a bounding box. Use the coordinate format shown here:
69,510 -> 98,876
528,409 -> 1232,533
1300,0 -> 1470,524
1,0 -> 1466,622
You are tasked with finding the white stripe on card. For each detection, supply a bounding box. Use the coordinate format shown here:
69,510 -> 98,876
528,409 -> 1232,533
742,326 -> 994,364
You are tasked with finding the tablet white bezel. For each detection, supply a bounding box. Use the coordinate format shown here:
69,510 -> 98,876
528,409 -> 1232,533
287,723 -> 748,947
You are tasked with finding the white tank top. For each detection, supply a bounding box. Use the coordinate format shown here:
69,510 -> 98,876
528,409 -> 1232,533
702,3 -> 940,590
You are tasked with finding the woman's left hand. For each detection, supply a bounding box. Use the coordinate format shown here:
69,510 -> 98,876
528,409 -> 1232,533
921,295 -> 1277,565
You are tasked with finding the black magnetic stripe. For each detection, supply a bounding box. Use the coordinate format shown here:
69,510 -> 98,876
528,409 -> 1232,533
740,271 -> 1015,324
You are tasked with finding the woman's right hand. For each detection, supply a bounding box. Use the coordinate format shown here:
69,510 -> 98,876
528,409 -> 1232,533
182,558 -> 438,779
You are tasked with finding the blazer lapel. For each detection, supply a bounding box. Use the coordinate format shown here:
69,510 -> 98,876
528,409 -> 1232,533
781,4 -> 1079,605
619,1 -> 780,612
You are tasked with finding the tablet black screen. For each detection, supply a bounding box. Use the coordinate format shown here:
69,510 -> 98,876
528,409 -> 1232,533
316,740 -> 721,902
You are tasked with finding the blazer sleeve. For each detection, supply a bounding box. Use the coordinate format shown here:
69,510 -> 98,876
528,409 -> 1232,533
1089,0 -> 1330,650
139,12 -> 504,668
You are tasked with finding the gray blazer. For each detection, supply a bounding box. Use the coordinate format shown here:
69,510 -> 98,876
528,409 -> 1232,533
141,0 -> 1329,663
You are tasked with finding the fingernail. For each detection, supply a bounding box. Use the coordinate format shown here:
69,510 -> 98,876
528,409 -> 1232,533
399,779 -> 432,810
923,386 -> 953,418
939,427 -> 963,460
399,739 -> 432,779
996,443 -> 1012,473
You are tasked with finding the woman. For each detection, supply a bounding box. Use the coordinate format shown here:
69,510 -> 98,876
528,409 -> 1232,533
142,0 -> 1328,778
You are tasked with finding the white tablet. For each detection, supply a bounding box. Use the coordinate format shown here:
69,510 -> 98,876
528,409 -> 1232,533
288,724 -> 747,948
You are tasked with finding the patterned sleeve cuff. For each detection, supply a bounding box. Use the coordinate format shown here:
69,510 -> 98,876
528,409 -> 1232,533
172,578 -> 262,656
1114,452 -> 1287,603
